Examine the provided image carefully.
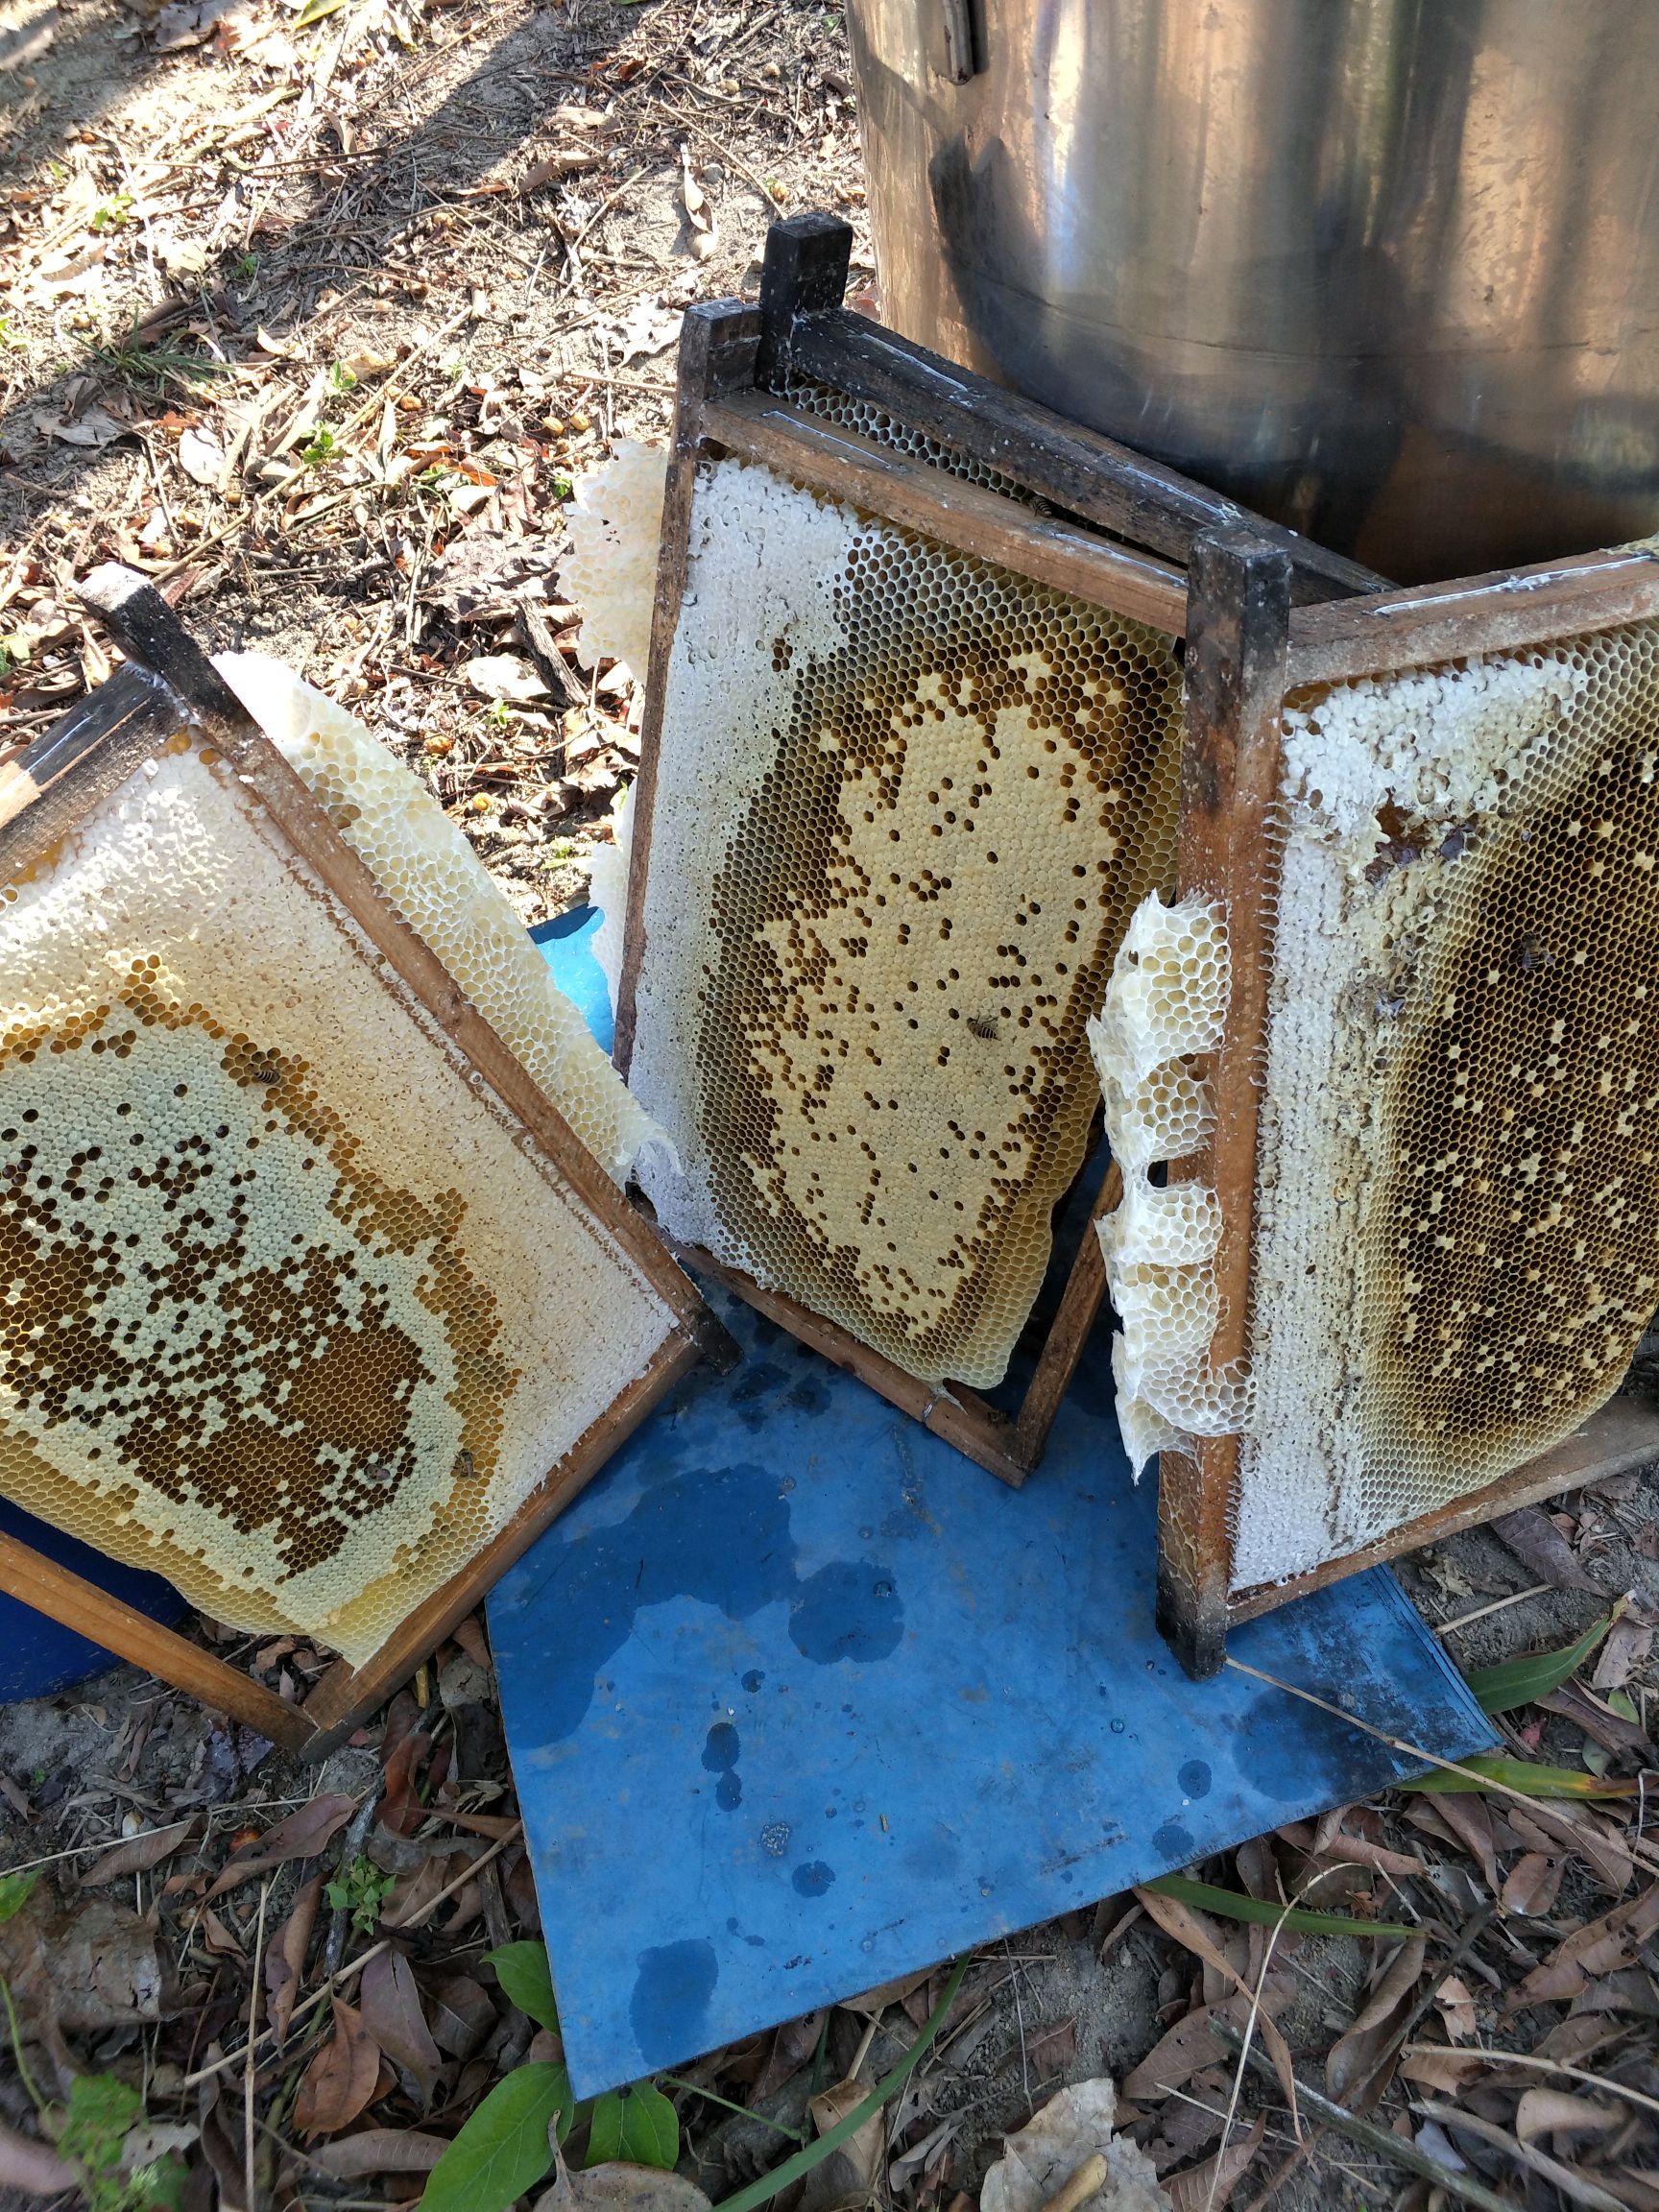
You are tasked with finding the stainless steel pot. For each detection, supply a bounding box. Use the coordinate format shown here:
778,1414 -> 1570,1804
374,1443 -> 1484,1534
847,0 -> 1659,583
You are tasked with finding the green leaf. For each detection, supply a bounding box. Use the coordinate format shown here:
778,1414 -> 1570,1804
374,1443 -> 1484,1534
587,2082 -> 678,2171
1409,1753 -> 1638,1799
1464,1606 -> 1623,1714
294,0 -> 346,22
1142,1874 -> 1417,1941
0,1869 -> 38,1923
484,1940 -> 561,2033
419,2062 -> 572,2212
60,2073 -> 144,2181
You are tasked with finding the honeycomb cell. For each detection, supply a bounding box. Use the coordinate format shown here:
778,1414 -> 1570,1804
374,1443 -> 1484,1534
0,734 -> 675,1663
562,441 -> 668,683
1089,893 -> 1236,1472
1240,616 -> 1659,1587
632,455 -> 1183,1388
217,654 -> 664,1184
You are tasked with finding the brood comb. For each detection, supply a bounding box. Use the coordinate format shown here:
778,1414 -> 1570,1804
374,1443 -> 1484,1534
1138,527 -> 1659,1673
0,575 -> 712,1726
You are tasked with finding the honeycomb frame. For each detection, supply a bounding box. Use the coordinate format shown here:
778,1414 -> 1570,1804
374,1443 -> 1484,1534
614,306 -> 1210,1486
1153,530 -> 1659,1675
0,583 -> 716,1748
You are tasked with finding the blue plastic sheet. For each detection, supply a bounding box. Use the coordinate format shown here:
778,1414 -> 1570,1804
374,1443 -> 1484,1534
491,1288 -> 1494,2097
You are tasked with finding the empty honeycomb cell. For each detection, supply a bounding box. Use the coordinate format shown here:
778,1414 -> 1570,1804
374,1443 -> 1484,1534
0,734 -> 675,1663
1240,613 -> 1659,1589
1096,1054 -> 1214,1170
1089,893 -> 1238,1474
216,654 -> 664,1184
562,441 -> 669,682
1092,896 -> 1229,1086
631,454 -> 1183,1387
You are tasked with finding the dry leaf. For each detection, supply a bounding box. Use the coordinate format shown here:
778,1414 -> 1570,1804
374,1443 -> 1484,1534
1492,1506 -> 1602,1592
1432,1975 -> 1478,2043
207,1791 -> 354,1897
466,653 -> 548,703
980,2081 -> 1169,2212
1133,1887 -> 1300,2126
35,403 -> 125,445
358,1948 -> 442,2107
1165,2115 -> 1264,2212
177,424 -> 226,487
1326,1936 -> 1426,2111
152,0 -> 237,45
78,1818 -> 199,1886
0,1888 -> 173,2032
1503,1851 -> 1565,1918
1122,2009 -> 1227,2104
306,2128 -> 449,2179
1594,1611 -> 1655,1692
266,1872 -> 323,2048
1516,2088 -> 1623,2145
1399,2042 -> 1486,2094
680,149 -> 716,261
294,1998 -> 382,2137
604,300 -> 683,366
546,2169 -> 712,2212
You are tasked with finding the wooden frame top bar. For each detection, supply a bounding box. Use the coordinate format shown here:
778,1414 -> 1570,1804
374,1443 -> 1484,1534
781,308 -> 1387,608
702,392 -> 1190,638
1286,541 -> 1659,687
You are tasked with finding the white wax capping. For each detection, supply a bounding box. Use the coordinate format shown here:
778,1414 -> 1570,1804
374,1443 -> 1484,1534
563,441 -> 669,683
216,652 -> 665,1184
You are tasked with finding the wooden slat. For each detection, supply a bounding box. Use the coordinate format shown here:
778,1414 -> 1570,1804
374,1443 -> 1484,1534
300,1330 -> 706,1747
1286,541 -> 1659,687
702,393 -> 1191,637
613,300 -> 760,1081
783,309 -> 1386,605
0,1533 -> 315,1754
1010,1160 -> 1122,1469
1226,1395 -> 1659,1623
1156,530 -> 1293,1680
668,1238 -> 1031,1488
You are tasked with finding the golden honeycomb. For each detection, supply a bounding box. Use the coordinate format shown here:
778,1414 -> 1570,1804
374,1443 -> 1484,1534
631,454 -> 1182,1388
0,733 -> 675,1662
1238,618 -> 1659,1587
217,654 -> 664,1184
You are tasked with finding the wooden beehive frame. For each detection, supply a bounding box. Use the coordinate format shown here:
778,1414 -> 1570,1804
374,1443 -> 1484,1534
0,568 -> 733,1757
1159,527 -> 1659,1676
613,212 -> 1383,1488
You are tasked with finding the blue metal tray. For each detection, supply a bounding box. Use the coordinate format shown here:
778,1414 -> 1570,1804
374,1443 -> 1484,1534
491,1286 -> 1494,2097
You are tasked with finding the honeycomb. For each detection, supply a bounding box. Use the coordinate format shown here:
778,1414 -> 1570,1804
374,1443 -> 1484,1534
562,441 -> 668,683
1239,617 -> 1659,1588
1090,895 -> 1244,1471
631,454 -> 1183,1387
0,733 -> 675,1663
777,374 -> 1047,507
216,654 -> 664,1184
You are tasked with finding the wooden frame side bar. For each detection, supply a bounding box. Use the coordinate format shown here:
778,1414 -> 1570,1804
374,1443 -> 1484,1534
754,216 -> 1383,607
613,298 -> 759,1081
1156,529 -> 1293,1680
702,393 -> 1190,637
0,1533 -> 315,1754
1285,541 -> 1659,687
1227,1395 -> 1659,1624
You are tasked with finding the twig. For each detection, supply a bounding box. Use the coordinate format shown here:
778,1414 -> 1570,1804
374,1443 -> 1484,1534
1401,2043 -> 1659,2123
1224,1657 -> 1659,1871
181,1823 -> 523,2089
1433,1585 -> 1554,1635
1210,2021 -> 1520,2212
1410,2098 -> 1627,2212
322,1783 -> 386,1982
656,101 -> 784,217
247,1878 -> 270,2212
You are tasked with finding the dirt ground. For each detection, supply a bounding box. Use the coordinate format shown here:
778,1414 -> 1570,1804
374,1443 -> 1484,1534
1,4 -> 1658,2209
